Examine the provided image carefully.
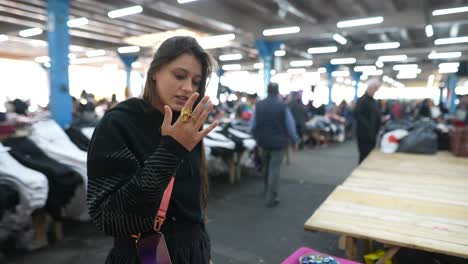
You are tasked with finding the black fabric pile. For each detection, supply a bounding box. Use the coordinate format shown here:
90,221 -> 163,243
3,137 -> 83,218
0,180 -> 20,219
65,126 -> 90,151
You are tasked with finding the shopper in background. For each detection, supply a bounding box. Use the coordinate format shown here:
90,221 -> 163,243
354,78 -> 382,164
87,36 -> 217,264
288,91 -> 308,149
251,83 -> 299,207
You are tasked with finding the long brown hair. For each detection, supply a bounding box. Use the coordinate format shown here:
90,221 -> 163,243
142,36 -> 212,210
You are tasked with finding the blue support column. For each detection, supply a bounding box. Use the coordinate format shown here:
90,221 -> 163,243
447,73 -> 458,113
216,68 -> 224,98
325,64 -> 338,106
351,71 -> 362,101
119,55 -> 138,98
255,40 -> 282,95
47,0 -> 71,128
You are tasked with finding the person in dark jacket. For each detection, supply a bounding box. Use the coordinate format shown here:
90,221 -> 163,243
354,78 -> 382,164
87,37 -> 218,264
251,83 -> 299,207
288,91 -> 308,149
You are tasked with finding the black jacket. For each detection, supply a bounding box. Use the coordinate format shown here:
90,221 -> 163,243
354,94 -> 381,144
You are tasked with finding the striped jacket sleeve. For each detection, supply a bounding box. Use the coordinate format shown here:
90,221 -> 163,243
86,113 -> 187,237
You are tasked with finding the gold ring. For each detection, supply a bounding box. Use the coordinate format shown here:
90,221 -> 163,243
181,106 -> 192,123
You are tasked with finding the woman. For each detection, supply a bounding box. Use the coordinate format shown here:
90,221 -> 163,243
87,36 -> 218,263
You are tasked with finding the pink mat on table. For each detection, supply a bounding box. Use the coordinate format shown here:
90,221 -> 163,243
282,247 -> 362,264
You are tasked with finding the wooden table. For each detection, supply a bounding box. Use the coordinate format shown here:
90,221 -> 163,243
304,151 -> 468,263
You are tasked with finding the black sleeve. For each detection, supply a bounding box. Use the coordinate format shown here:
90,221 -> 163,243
354,98 -> 372,132
87,112 -> 188,237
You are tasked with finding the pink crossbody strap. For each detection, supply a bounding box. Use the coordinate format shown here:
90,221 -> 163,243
153,176 -> 175,232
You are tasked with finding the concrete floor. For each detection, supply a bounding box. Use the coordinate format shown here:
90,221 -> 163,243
6,142 -> 467,264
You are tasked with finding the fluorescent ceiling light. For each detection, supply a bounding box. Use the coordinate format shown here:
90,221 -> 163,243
219,53 -> 242,61
253,63 -> 263,69
30,39 -> 47,47
432,6 -> 468,16
44,62 -> 51,68
70,45 -> 84,52
425,25 -> 434,37
318,67 -> 327,73
360,75 -> 368,80
67,17 -> 89,28
202,34 -> 235,42
332,71 -> 350,77
337,16 -> 384,28
439,68 -> 459,73
270,69 -> 276,75
428,51 -> 462,59
86,49 -> 106,57
131,61 -> 142,68
274,50 -> 286,57
375,61 -> 384,68
222,64 -> 241,71
177,0 -> 199,3
262,26 -> 300,36
354,65 -> 376,72
439,62 -> 460,68
68,53 -> 77,60
364,42 -> 400,50
434,36 -> 468,45
0,34 -> 7,42
118,46 -> 140,54
427,74 -> 435,89
290,60 -> 313,67
330,57 -> 356,65
34,56 -> 50,63
287,68 -> 306,74
307,46 -> 338,54
392,64 -> 418,71
333,34 -> 347,45
397,73 -> 417,79
366,69 -> 384,76
108,5 -> 143,18
19,27 -> 43,37
377,55 -> 407,62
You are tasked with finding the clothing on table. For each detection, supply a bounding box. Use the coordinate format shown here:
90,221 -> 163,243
65,126 -> 91,151
3,137 -> 83,219
354,94 -> 381,163
87,98 -> 210,264
0,181 -> 20,219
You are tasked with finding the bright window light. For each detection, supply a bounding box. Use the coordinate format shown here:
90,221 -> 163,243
131,61 -> 142,68
337,16 -> 384,28
270,69 -> 276,75
253,63 -> 263,69
425,25 -> 434,37
19,27 -> 43,37
377,55 -> 407,62
307,46 -> 338,54
375,61 -> 384,68
222,64 -> 241,71
108,5 -> 143,18
333,33 -> 347,45
361,75 -> 368,80
274,50 -> 286,56
67,17 -> 89,28
117,46 -> 140,54
34,56 -> 50,63
426,74 -> 435,89
330,58 -> 356,65
318,67 -> 327,73
86,49 -> 106,57
392,64 -> 419,71
354,65 -> 376,72
428,51 -> 462,59
332,71 -> 350,77
177,0 -> 199,3
287,68 -> 307,74
219,53 -> 243,61
262,26 -> 300,36
364,42 -> 400,50
432,6 -> 468,16
397,73 -> 417,79
70,45 -> 84,52
290,60 -> 313,67
68,53 -> 77,60
0,34 -> 9,42
30,39 -> 47,47
434,36 -> 468,45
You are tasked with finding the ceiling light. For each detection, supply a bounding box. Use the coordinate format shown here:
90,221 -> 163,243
333,33 -> 347,45
397,73 -> 417,79
274,50 -> 286,57
287,68 -> 306,74
177,0 -> 199,3
67,17 -> 89,28
307,46 -> 338,54
330,58 -> 356,65
428,51 -> 462,59
427,74 -> 435,89
332,71 -> 350,77
108,5 -> 143,18
253,63 -> 263,69
366,69 -> 384,76
219,53 -> 242,61
86,49 -> 106,57
392,64 -> 419,71
0,34 -> 7,42
222,64 -> 241,71
375,61 -> 384,68
354,65 -> 376,72
270,69 -> 276,75
290,60 -> 313,67
439,68 -> 459,74
318,67 -> 327,73
43,62 -> 51,68
262,26 -> 300,36
337,16 -> 384,28
364,42 -> 400,50
434,36 -> 468,45
377,55 -> 407,62
117,46 -> 140,54
19,27 -> 43,37
439,62 -> 460,68
425,25 -> 434,37
34,56 -> 50,63
201,33 -> 235,42
432,6 -> 468,16
70,45 -> 84,52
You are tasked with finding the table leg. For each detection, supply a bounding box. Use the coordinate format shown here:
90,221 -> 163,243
345,236 -> 357,260
376,247 -> 400,264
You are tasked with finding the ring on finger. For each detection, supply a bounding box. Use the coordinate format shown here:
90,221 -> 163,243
181,106 -> 192,123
